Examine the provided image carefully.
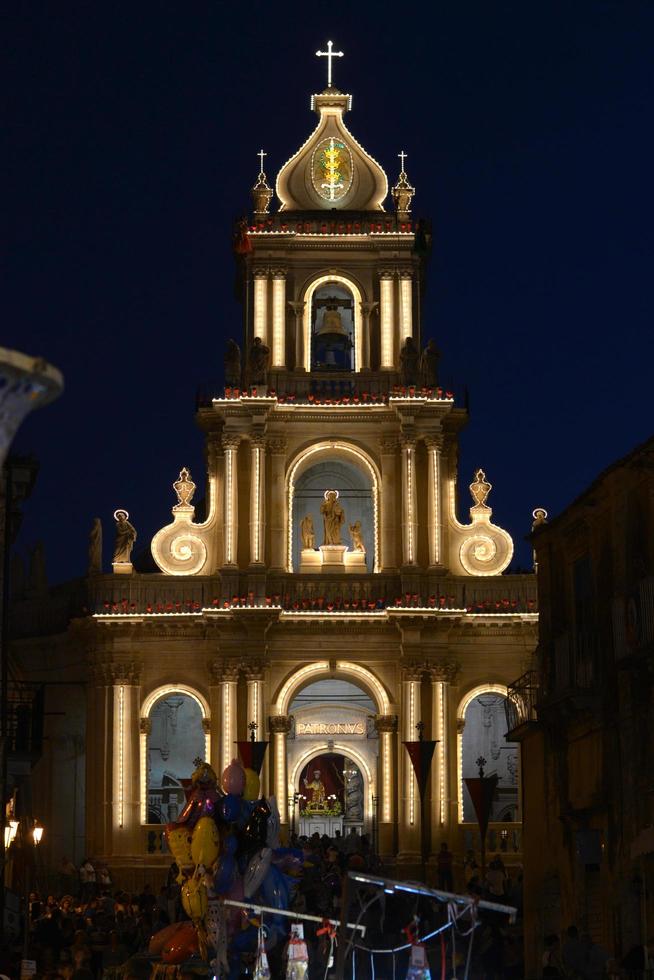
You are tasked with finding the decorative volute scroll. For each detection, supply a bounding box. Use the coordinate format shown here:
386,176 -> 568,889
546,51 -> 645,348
276,80 -> 388,212
151,467 -> 214,575
448,468 -> 514,576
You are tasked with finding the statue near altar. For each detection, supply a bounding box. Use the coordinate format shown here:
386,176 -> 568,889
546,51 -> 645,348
303,769 -> 326,808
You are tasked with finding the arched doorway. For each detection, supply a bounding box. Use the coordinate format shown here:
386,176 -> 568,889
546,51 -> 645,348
286,678 -> 378,837
459,688 -> 519,823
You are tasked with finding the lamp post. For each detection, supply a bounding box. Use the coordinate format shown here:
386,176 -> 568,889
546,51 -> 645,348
17,816 -> 45,964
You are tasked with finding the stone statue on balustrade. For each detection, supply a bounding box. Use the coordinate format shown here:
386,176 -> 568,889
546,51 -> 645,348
300,514 -> 315,549
321,490 -> 345,545
420,338 -> 440,387
246,336 -> 270,386
349,520 -> 365,552
399,336 -> 420,386
113,510 -> 137,564
224,339 -> 241,387
88,517 -> 102,574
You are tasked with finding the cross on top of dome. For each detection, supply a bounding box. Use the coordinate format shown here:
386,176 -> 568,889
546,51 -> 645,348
316,40 -> 344,89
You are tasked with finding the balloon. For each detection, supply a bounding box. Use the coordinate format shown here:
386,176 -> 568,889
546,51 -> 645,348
165,824 -> 194,877
242,798 -> 270,851
260,864 -> 289,911
221,759 -> 246,795
161,920 -> 199,964
243,846 -> 272,898
181,874 -> 208,921
242,767 -> 260,801
220,793 -> 241,823
214,854 -> 235,895
148,921 -> 186,956
265,795 -> 281,848
191,815 -> 220,867
177,793 -> 204,827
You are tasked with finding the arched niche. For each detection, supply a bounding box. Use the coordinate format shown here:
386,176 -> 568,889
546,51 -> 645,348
292,458 -> 373,572
311,282 -> 355,372
286,441 -> 381,573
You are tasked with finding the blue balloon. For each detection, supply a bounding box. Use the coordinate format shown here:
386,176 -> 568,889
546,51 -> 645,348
260,864 -> 289,910
220,793 -> 241,823
214,852 -> 235,895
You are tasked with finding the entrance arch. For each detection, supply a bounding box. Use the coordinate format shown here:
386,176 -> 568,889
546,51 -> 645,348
286,441 -> 381,572
289,742 -> 375,832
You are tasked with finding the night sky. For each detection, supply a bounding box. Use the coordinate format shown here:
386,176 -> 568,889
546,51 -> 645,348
7,2 -> 654,584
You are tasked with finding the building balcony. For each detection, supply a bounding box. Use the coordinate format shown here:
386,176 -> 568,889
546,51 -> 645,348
505,670 -> 540,741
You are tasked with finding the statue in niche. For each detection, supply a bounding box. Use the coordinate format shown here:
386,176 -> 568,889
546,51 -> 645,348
345,764 -> 364,821
246,336 -> 270,385
303,769 -> 326,807
321,490 -> 345,546
300,514 -> 315,550
399,336 -> 420,386
224,339 -> 241,387
88,517 -> 102,575
349,520 -> 365,552
420,338 -> 440,387
113,510 -> 137,563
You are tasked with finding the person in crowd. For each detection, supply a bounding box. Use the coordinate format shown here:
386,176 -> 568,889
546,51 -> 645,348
542,933 -> 564,977
343,827 -> 359,855
485,854 -> 508,898
436,841 -> 454,891
79,858 -> 96,902
562,925 -> 587,978
59,856 -> 78,897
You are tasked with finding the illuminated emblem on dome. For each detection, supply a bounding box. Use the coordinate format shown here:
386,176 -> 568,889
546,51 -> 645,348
311,137 -> 353,202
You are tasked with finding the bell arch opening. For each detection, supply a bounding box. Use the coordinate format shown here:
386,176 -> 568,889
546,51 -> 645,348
302,274 -> 363,372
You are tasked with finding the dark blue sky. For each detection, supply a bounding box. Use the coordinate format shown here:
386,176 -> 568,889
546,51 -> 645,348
7,2 -> 654,582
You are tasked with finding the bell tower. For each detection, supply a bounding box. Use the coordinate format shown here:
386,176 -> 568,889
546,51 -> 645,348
237,45 -> 426,393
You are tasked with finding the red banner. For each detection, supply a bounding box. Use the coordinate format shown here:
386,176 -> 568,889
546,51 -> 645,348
403,740 -> 437,800
463,775 -> 498,839
235,740 -> 269,776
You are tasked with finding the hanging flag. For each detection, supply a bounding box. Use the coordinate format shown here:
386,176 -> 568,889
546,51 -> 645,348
463,774 -> 498,840
403,740 -> 437,800
235,740 -> 269,776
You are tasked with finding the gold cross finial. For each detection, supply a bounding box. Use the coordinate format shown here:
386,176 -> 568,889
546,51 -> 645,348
257,149 -> 266,174
398,150 -> 408,172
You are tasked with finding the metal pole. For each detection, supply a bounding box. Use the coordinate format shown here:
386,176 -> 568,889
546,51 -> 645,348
0,460 -> 13,937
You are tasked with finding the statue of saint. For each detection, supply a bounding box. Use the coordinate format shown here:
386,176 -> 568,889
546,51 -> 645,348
88,517 -> 102,574
303,770 -> 326,807
247,336 -> 270,385
224,339 -> 241,387
420,338 -> 440,387
399,336 -> 420,386
349,520 -> 365,552
320,490 -> 345,546
300,514 -> 315,550
113,510 -> 137,563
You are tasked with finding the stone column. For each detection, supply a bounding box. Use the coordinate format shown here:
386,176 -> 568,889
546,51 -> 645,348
428,663 -> 451,843
426,436 -> 443,568
110,661 -> 142,854
219,660 -> 240,776
398,667 -> 422,860
269,715 -> 292,825
399,270 -> 413,342
271,268 -> 287,369
87,661 -> 113,857
379,438 -> 398,571
361,301 -> 378,371
374,714 -> 398,856
401,435 -> 418,566
222,435 -> 240,567
208,659 -> 223,775
244,663 -> 266,793
249,436 -> 266,566
288,300 -> 305,372
253,268 -> 269,344
379,270 -> 395,370
268,438 -> 287,571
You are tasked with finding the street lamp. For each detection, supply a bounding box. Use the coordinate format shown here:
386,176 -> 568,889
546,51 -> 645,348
32,823 -> 43,846
4,818 -> 18,850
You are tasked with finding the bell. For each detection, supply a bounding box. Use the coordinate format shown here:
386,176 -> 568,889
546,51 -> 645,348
316,307 -> 347,337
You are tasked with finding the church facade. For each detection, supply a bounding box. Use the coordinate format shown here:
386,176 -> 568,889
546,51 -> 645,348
12,59 -> 538,887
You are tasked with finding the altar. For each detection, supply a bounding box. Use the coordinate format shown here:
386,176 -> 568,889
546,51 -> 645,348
299,814 -> 343,837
